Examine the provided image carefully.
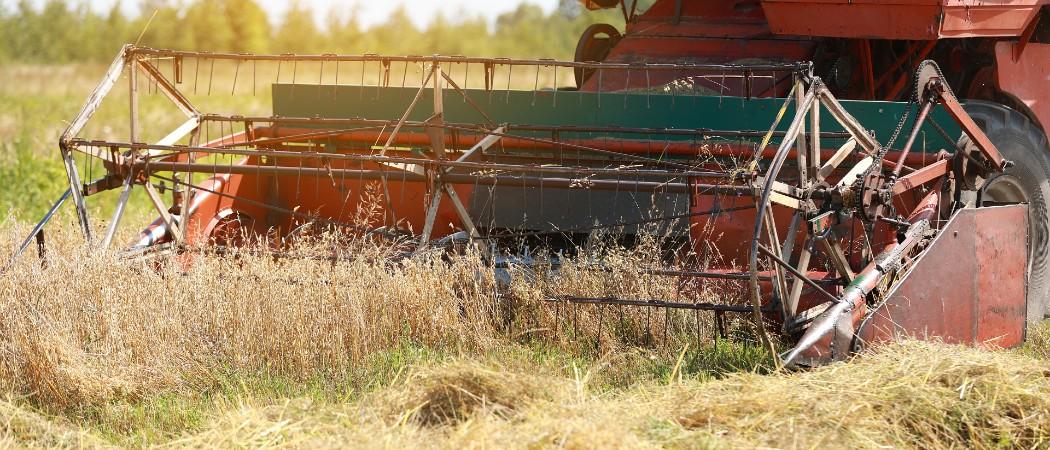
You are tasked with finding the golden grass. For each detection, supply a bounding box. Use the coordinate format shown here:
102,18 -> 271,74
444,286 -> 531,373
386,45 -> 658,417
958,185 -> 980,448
5,339 -> 1028,449
4,58 -> 1048,448
0,395 -> 112,448
0,221 -> 736,403
0,222 -> 1048,448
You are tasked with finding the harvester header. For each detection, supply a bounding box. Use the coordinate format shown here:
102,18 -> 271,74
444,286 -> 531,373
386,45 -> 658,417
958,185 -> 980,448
17,0 -> 1050,366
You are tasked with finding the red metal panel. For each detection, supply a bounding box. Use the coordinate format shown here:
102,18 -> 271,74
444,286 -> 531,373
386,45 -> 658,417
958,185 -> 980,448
761,0 -> 1044,39
994,42 -> 1050,135
941,1 -> 1045,38
761,1 -> 942,39
858,205 -> 1027,347
973,205 -> 1028,346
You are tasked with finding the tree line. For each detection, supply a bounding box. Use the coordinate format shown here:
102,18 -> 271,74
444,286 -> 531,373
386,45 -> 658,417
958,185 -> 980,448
0,0 -> 624,63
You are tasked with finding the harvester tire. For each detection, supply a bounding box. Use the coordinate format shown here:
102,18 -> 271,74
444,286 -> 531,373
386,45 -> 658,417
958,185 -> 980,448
965,100 -> 1050,324
574,23 -> 621,87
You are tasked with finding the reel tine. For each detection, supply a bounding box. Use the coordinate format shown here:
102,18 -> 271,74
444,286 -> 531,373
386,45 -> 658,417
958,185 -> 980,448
663,302 -> 670,346
554,300 -> 561,341
333,60 -> 340,99
532,64 -> 539,106
208,57 -> 215,96
547,65 -> 557,107
645,306 -> 652,346
232,59 -> 240,96
718,71 -> 725,107
375,59 -> 383,97
694,309 -> 702,346
193,55 -> 200,95
174,55 -> 183,84
595,304 -> 604,352
597,68 -> 602,109
290,58 -> 297,99
638,68 -> 646,109
573,301 -> 579,338
623,67 -> 630,109
506,64 -> 512,104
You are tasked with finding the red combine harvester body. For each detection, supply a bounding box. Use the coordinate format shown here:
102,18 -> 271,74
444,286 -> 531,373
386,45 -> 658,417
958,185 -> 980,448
582,0 -> 1049,357
26,0 -> 1050,365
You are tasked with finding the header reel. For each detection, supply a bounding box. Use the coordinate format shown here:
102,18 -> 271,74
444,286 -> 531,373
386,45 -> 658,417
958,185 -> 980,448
13,45 -> 1028,367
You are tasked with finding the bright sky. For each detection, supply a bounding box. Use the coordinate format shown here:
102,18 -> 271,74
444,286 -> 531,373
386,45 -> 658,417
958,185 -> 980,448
1,0 -> 563,28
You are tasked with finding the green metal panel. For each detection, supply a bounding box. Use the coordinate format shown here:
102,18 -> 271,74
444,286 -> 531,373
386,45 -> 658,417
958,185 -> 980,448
272,84 -> 960,152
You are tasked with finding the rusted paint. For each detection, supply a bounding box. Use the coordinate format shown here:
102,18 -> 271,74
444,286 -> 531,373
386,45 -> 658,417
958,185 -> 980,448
762,1 -> 1043,40
858,205 -> 1027,348
892,159 -> 949,196
995,41 -> 1050,136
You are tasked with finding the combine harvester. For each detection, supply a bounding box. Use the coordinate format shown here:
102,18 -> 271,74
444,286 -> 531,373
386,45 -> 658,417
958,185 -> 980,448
15,0 -> 1049,366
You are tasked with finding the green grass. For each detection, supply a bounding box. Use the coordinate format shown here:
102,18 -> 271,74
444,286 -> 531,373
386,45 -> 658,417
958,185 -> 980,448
0,63 -> 273,228
0,64 -> 149,225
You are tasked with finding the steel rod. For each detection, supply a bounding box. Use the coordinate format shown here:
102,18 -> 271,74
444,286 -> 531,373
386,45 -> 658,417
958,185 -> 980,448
546,296 -> 768,313
756,243 -> 840,303
891,100 -> 933,179
101,174 -> 134,249
129,47 -> 810,73
73,140 -> 735,179
10,189 -> 70,263
196,114 -> 852,140
133,161 -> 747,194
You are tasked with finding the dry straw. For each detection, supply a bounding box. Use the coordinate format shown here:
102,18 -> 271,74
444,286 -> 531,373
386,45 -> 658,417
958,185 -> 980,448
149,341 -> 1050,449
0,218 -> 732,412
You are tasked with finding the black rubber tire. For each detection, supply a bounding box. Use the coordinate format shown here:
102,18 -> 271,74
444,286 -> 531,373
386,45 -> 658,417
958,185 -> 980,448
573,23 -> 621,88
965,101 -> 1050,324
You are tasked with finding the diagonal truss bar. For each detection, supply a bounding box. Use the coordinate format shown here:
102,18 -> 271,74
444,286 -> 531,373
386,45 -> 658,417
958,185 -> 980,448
453,126 -> 505,165
817,138 -> 858,181
379,66 -> 435,156
62,46 -> 129,142
135,58 -> 199,118
143,181 -> 182,241
59,46 -> 131,240
757,244 -> 838,303
816,85 -> 881,155
440,69 -> 496,126
8,189 -> 70,266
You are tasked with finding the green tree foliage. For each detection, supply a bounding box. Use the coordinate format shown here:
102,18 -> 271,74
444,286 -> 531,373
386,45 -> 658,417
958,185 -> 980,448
0,0 -> 629,62
225,0 -> 271,53
324,5 -> 364,53
0,7 -> 11,62
134,1 -> 191,50
272,1 -> 323,53
183,1 -> 236,52
364,6 -> 422,55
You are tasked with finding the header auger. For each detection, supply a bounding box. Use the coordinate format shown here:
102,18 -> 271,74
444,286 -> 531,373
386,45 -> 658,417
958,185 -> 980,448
16,0 -> 1050,366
